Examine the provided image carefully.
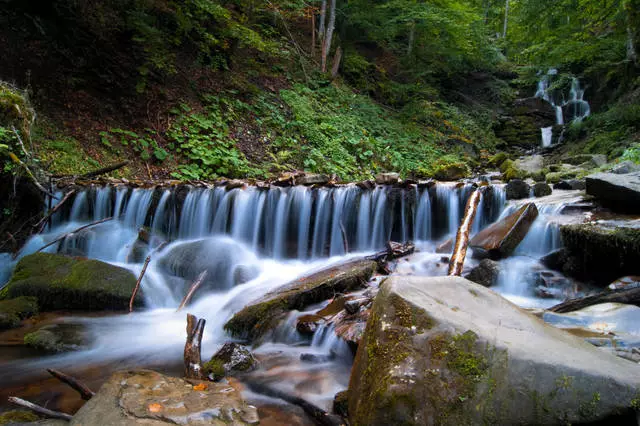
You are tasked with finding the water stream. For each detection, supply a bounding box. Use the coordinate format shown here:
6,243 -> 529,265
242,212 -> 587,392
0,183 -> 585,412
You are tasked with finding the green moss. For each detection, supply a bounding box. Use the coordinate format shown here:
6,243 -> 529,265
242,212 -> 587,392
487,152 -> 508,168
432,160 -> 470,181
390,293 -> 435,333
0,296 -> 38,329
0,410 -> 40,425
1,253 -> 139,310
203,358 -> 225,381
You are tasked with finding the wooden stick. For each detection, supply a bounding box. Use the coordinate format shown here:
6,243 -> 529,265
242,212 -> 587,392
448,190 -> 481,276
129,255 -> 152,313
34,190 -> 76,233
46,368 -> 95,400
35,217 -> 113,253
79,161 -> 129,179
6,151 -> 58,199
7,397 -> 73,421
184,314 -> 206,379
549,286 -> 640,314
243,380 -> 345,426
177,271 -> 208,312
339,221 -> 348,254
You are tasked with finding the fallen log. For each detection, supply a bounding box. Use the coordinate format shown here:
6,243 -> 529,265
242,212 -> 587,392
6,152 -> 58,200
78,161 -> 129,179
7,397 -> 73,421
449,189 -> 481,276
177,270 -> 208,312
34,190 -> 76,233
549,286 -> 640,314
367,241 -> 415,263
129,255 -> 151,313
35,217 -> 113,253
184,314 -> 206,380
47,368 -> 95,400
243,380 -> 345,426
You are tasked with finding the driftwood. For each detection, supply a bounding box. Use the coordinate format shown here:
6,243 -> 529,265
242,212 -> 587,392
339,222 -> 348,253
7,152 -> 58,199
78,161 -> 129,179
7,397 -> 73,421
549,286 -> 640,314
47,368 -> 95,401
129,255 -> 152,313
35,217 -> 113,253
34,190 -> 76,233
184,314 -> 206,380
448,189 -> 481,276
244,380 -> 345,426
177,271 -> 208,312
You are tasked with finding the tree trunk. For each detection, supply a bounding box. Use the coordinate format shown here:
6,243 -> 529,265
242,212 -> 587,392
549,286 -> 640,314
184,314 -> 206,379
448,190 -> 481,276
407,22 -> 415,56
331,46 -> 343,79
322,0 -> 337,72
177,271 -> 208,312
628,25 -> 638,65
311,13 -> 316,57
503,0 -> 509,38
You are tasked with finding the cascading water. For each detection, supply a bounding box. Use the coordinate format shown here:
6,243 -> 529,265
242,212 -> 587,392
535,69 -> 591,148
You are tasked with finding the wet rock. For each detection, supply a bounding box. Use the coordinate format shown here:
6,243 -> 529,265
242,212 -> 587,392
295,173 -> 329,186
356,180 -> 375,190
333,390 -> 349,418
553,179 -> 585,190
0,296 -> 38,330
464,259 -> 500,287
225,179 -> 246,190
470,203 -> 538,259
70,370 -> 259,425
611,160 -> 640,175
515,155 -> 544,174
494,97 -> 556,149
296,314 -> 325,335
24,323 -> 89,353
505,179 -> 530,199
375,173 -> 400,185
224,258 -> 377,341
272,173 -> 295,187
334,309 -> 370,351
344,297 -> 370,315
204,343 -> 257,381
586,171 -> 640,213
435,238 -> 453,254
560,202 -> 594,214
348,276 -> 640,426
300,352 -> 336,363
433,163 -> 469,181
608,276 -> 640,291
532,182 -> 552,197
562,154 -> 607,168
1,253 -> 140,311
159,237 -> 260,293
540,248 -> 568,272
560,224 -> 640,286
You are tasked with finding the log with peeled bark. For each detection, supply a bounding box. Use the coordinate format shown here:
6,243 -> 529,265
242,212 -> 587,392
47,368 -> 95,400
7,397 -> 73,421
448,189 -> 481,276
176,270 -> 208,312
129,255 -> 151,313
549,286 -> 640,314
34,189 -> 76,233
184,314 -> 206,380
35,217 -> 113,253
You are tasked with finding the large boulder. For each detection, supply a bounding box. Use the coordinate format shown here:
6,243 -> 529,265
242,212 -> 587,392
470,203 -> 539,259
464,259 -> 501,287
348,276 -> 640,426
515,155 -> 544,174
611,160 -> 640,175
505,179 -> 530,200
224,257 -> 377,340
24,323 -> 89,353
159,237 -> 260,292
586,172 -> 640,213
560,224 -> 640,286
70,370 -> 259,425
0,296 -> 38,330
0,253 -> 141,310
533,182 -> 552,198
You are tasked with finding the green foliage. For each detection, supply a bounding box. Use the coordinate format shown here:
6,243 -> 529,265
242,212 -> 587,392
100,128 -> 168,162
621,144 -> 640,163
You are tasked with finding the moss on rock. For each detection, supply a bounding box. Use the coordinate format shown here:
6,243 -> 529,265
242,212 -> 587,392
0,296 -> 38,330
0,410 -> 40,425
0,253 -> 141,311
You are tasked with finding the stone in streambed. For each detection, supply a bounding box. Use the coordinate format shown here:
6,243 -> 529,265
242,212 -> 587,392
224,258 -> 377,341
470,203 -> 538,259
533,182 -> 552,197
586,171 -> 640,213
0,296 -> 38,330
348,276 -> 640,426
464,259 -> 500,287
553,179 -> 586,190
70,370 -> 259,425
295,173 -> 330,185
204,342 -> 257,381
23,322 -> 90,353
375,172 -> 400,185
505,179 -> 530,199
0,253 -> 140,311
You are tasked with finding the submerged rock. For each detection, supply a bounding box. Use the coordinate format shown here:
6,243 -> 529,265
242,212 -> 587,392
532,182 -> 552,198
464,259 -> 500,287
224,258 -> 377,341
0,296 -> 38,330
586,172 -> 640,213
553,179 -> 586,190
505,179 -> 530,200
348,276 -> 640,426
0,253 -> 140,311
470,203 -> 538,259
23,323 -> 89,353
560,224 -> 640,286
70,370 -> 259,425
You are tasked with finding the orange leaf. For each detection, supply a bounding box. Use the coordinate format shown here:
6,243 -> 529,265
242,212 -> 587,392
148,403 -> 163,413
193,383 -> 208,391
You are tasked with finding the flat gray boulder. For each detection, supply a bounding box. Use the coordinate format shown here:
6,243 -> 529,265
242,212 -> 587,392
586,172 -> 640,213
348,276 -> 640,426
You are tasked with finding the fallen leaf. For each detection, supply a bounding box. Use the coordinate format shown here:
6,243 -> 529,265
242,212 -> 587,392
193,383 -> 208,391
148,403 -> 163,413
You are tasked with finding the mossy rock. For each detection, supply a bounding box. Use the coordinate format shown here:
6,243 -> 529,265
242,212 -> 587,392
432,162 -> 470,181
0,410 -> 40,425
0,253 -> 141,311
487,152 -> 509,168
0,296 -> 38,330
545,170 -> 578,184
203,358 -> 226,381
224,258 -> 377,341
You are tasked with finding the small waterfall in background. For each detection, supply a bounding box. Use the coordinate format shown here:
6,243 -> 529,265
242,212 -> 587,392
535,69 -> 591,148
